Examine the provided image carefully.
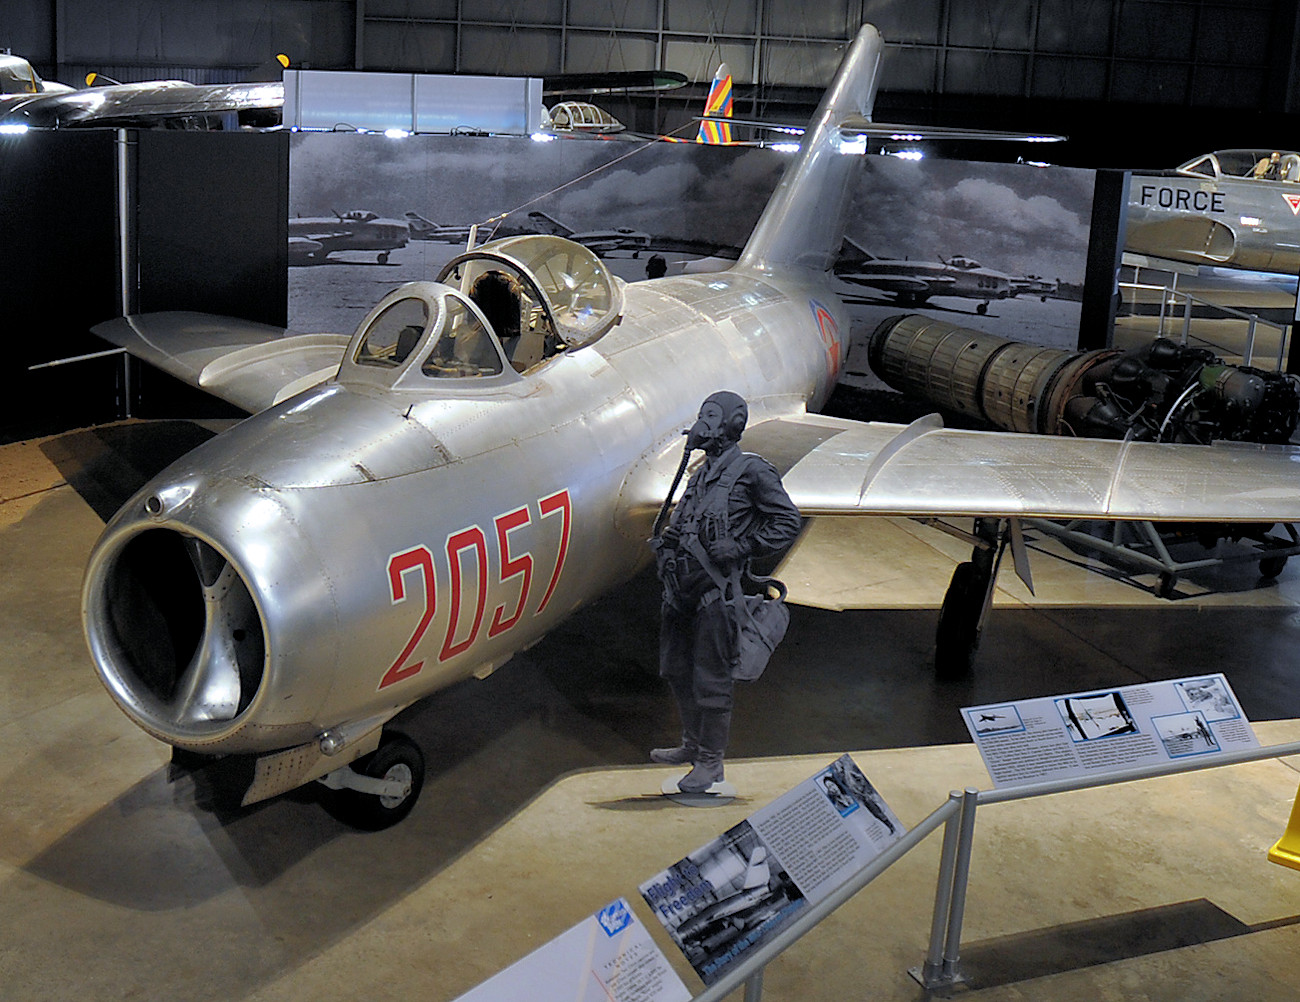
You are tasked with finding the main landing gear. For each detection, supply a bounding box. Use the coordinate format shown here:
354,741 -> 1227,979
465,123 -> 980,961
934,518 -> 1009,679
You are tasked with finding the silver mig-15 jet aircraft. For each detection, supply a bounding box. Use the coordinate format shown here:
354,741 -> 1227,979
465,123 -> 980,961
83,26 -> 1300,829
1126,149 -> 1300,273
835,238 -> 1012,314
288,209 -> 410,265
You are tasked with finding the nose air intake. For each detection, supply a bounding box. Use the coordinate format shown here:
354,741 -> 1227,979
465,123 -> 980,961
85,528 -> 266,742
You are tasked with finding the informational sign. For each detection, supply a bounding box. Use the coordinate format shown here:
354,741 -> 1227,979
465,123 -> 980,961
640,755 -> 903,985
963,674 -> 1257,788
451,898 -> 689,1002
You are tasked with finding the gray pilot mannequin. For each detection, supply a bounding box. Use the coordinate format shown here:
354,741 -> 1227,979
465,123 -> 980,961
650,391 -> 802,792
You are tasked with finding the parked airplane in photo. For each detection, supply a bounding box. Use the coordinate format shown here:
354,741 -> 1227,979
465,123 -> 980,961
1009,273 -> 1057,300
835,238 -> 1012,313
403,212 -> 476,244
82,26 -> 1300,831
288,209 -> 409,265
1126,149 -> 1300,274
525,211 -> 653,255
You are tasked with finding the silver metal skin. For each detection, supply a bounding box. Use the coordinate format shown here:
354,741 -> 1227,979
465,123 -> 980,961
83,27 -> 880,767
81,27 -> 1300,807
0,76 -> 283,128
1126,149 -> 1300,273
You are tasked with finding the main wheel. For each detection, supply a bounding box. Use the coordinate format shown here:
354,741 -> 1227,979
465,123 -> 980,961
378,251 -> 391,264
976,302 -> 988,315
330,731 -> 425,831
935,561 -> 984,679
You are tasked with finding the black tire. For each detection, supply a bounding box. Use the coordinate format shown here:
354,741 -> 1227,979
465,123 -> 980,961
976,302 -> 988,315
1155,572 -> 1177,599
330,731 -> 425,831
1260,554 -> 1288,579
378,251 -> 390,264
935,561 -> 984,679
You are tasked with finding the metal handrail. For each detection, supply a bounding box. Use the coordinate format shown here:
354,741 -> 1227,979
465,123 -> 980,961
681,736 -> 1300,999
1119,280 -> 1290,369
689,797 -> 959,1002
915,736 -> 1300,989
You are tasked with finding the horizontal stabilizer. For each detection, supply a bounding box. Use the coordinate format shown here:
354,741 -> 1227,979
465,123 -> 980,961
837,115 -> 1065,144
92,312 -> 350,413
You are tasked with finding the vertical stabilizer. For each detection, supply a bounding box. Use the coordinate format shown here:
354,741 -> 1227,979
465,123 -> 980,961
697,63 -> 733,144
738,25 -> 883,274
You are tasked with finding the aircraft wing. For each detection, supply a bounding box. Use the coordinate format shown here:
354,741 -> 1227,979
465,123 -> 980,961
91,312 -> 350,413
2,81 -> 282,128
837,115 -> 1065,144
623,411 -> 1300,530
699,114 -> 1065,145
840,273 -> 953,294
746,412 -> 1300,521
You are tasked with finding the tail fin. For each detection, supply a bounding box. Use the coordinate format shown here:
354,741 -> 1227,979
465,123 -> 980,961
738,25 -> 883,274
696,63 -> 733,144
527,211 -> 573,237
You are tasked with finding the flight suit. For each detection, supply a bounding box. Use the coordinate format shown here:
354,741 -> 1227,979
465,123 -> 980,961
656,442 -> 801,789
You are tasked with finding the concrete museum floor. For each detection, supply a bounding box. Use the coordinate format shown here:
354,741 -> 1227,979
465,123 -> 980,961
2,418 -> 1300,1001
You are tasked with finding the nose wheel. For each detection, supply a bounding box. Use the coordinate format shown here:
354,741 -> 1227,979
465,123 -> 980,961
322,731 -> 425,830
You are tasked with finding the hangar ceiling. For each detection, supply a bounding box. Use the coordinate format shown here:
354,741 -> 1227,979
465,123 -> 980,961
6,0 -> 1300,165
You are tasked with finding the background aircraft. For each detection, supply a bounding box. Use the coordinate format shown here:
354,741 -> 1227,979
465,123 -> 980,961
835,237 -> 1012,313
0,53 -> 285,130
525,211 -> 652,255
0,55 -> 680,133
80,26 -> 1300,832
403,212 -> 475,244
1126,149 -> 1300,274
1009,273 -> 1058,299
0,52 -> 73,99
288,209 -> 409,264
523,210 -> 740,261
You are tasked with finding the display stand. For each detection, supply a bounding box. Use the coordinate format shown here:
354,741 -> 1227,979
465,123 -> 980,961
660,774 -> 736,804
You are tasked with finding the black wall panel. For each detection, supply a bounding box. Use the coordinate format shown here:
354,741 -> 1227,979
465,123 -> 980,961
1,129 -> 289,443
135,130 -> 287,323
0,131 -> 120,442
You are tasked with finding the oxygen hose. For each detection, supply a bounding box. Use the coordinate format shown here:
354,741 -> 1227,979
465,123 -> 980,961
652,424 -> 705,537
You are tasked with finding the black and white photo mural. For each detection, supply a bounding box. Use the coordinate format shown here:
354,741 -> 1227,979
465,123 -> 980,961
288,134 -> 1099,398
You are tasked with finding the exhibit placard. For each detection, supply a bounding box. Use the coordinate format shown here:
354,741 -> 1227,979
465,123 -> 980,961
450,898 -> 689,1002
639,755 -> 903,985
963,674 -> 1257,788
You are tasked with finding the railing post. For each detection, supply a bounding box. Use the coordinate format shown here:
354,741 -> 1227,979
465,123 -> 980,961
941,788 -> 980,982
911,788 -> 978,989
742,970 -> 763,1002
1245,315 -> 1258,366
1181,292 -> 1193,345
916,790 -> 964,986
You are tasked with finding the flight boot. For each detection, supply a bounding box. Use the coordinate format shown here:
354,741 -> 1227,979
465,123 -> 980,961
652,689 -> 700,764
676,709 -> 730,793
650,736 -> 698,765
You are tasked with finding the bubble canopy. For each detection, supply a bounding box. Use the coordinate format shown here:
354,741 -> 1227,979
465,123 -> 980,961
437,234 -> 625,350
339,235 -> 624,390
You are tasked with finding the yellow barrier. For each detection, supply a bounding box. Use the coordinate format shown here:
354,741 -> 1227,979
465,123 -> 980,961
1268,783 -> 1300,871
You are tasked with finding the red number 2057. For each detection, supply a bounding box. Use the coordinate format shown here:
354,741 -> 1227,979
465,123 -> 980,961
378,489 -> 571,690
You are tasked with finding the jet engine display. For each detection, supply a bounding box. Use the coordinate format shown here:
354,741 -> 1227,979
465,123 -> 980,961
868,314 -> 1300,445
